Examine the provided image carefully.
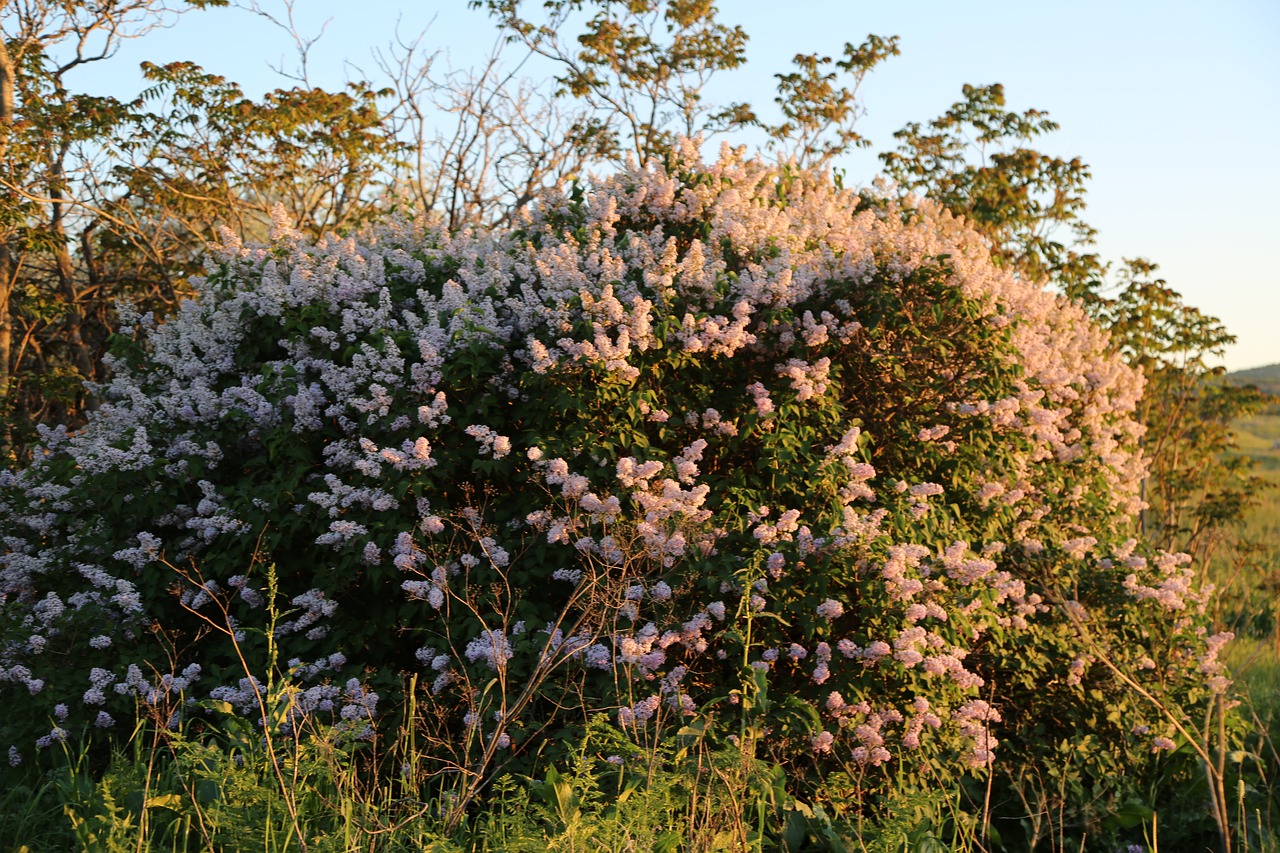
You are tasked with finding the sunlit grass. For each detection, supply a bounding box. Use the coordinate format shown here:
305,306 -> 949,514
1231,403 -> 1280,473
1204,479 -> 1280,646
1220,406 -> 1280,828
1228,637 -> 1280,724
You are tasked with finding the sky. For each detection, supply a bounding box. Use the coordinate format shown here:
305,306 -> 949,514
80,0 -> 1280,372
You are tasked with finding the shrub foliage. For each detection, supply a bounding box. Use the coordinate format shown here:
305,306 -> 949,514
0,145 -> 1239,842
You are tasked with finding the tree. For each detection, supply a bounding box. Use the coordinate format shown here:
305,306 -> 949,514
370,27 -> 607,231
475,0 -> 755,165
880,82 -> 1104,301
766,34 -> 899,169
0,0 -> 224,453
474,0 -> 898,172
1101,259 -> 1268,558
0,0 -> 405,461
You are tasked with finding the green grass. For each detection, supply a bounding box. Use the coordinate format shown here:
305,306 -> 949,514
1205,477 -> 1280,639
1217,406 -> 1280,774
1232,405 -> 1280,474
1194,403 -> 1279,634
1228,637 -> 1280,718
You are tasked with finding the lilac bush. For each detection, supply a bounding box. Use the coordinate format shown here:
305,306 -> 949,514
0,142 -> 1236,833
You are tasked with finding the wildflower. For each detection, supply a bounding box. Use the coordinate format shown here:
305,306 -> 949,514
864,641 -> 891,660
746,382 -> 774,416
811,731 -> 835,753
35,727 -> 67,749
465,630 -> 514,671
816,599 -> 844,621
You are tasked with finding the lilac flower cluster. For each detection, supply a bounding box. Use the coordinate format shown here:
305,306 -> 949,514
0,142 -> 1216,805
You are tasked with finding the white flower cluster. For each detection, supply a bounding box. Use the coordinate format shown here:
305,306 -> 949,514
0,141 -> 1161,779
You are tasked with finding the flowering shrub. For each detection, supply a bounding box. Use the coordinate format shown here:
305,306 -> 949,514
0,142 -> 1236,838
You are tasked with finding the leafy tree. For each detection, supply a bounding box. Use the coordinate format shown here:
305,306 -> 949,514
1100,259 -> 1269,558
107,60 -> 401,277
880,82 -> 1104,301
0,0 -> 224,452
475,0 -> 756,165
0,0 -> 402,461
766,34 -> 899,169
474,0 -> 899,172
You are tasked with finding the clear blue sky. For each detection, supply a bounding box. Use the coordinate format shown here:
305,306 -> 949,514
87,0 -> 1280,371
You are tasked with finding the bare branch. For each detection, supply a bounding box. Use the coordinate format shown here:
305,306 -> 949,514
232,0 -> 331,85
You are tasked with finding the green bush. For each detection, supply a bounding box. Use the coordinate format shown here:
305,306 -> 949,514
0,144 -> 1245,847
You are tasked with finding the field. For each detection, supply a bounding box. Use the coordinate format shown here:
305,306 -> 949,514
1218,404 -> 1280,764
1233,410 -> 1280,473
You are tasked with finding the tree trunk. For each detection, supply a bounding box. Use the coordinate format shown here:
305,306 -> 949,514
50,180 -> 95,390
0,248 -> 11,401
0,4 -> 12,126
0,7 -> 16,401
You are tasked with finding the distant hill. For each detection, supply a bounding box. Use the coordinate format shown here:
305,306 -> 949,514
1228,363 -> 1280,382
1223,364 -> 1280,472
1226,363 -> 1280,397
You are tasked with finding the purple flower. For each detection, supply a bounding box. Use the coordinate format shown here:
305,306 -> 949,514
811,731 -> 835,753
816,599 -> 844,621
